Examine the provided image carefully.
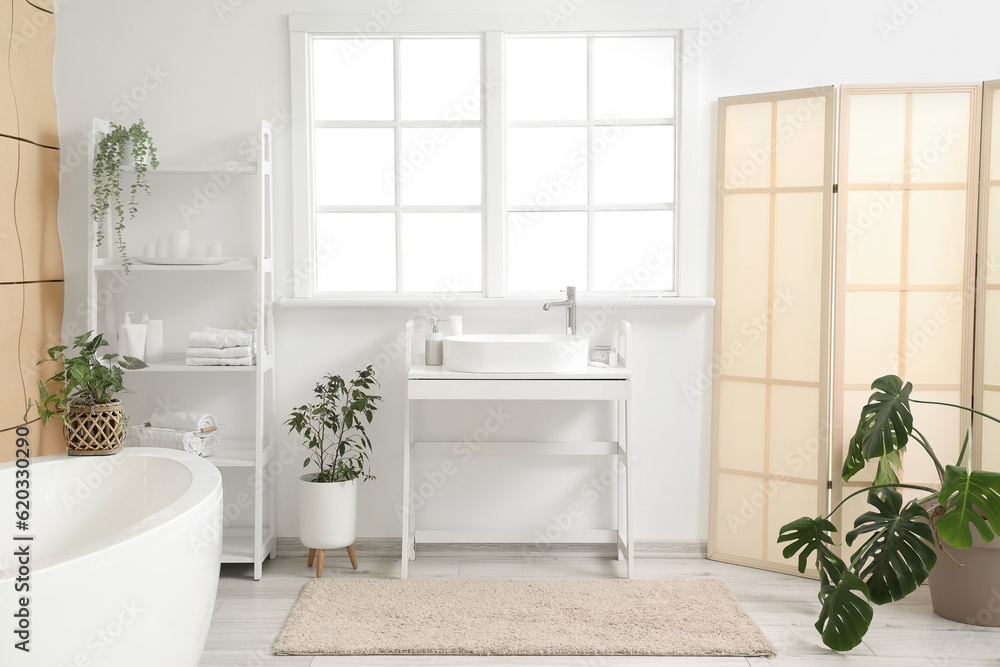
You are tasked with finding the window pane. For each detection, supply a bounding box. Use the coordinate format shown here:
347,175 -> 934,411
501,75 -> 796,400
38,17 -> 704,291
316,213 -> 395,292
594,126 -> 674,205
593,211 -> 674,292
313,38 -> 393,121
593,37 -> 674,120
400,128 -> 482,205
507,211 -> 587,293
315,128 -> 395,206
402,213 -> 482,292
401,38 -> 481,121
506,37 -> 586,121
506,127 -> 588,207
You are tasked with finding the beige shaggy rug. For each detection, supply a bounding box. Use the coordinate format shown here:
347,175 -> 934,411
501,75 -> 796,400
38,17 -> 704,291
273,579 -> 776,657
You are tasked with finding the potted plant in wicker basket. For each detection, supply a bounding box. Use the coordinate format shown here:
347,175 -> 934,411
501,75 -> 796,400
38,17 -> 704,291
286,365 -> 380,577
27,331 -> 147,456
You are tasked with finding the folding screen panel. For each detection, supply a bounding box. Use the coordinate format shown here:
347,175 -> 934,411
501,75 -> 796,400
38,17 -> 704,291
709,87 -> 835,575
832,85 -> 981,540
975,80 -> 1000,472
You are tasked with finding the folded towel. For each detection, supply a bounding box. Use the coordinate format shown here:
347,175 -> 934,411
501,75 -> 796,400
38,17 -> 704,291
186,356 -> 255,367
147,410 -> 217,431
188,330 -> 254,349
186,346 -> 253,359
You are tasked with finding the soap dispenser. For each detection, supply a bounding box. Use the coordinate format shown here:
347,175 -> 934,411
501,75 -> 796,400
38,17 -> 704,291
425,318 -> 443,366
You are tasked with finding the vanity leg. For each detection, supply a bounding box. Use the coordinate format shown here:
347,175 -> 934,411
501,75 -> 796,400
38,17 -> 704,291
307,548 -> 315,567
347,544 -> 358,569
625,398 -> 635,579
316,549 -> 325,578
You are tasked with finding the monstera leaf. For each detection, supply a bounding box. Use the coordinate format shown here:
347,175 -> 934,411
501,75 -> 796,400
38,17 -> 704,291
857,375 -> 913,459
778,516 -> 839,576
846,489 -> 936,605
842,420 -> 867,481
816,568 -> 873,652
936,465 -> 1000,548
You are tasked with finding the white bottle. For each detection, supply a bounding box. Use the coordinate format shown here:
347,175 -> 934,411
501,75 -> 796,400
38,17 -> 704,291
448,315 -> 463,337
425,318 -> 443,366
118,312 -> 147,361
141,312 -> 164,362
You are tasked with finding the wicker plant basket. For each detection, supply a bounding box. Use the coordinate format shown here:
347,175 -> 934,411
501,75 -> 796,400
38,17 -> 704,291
63,400 -> 128,456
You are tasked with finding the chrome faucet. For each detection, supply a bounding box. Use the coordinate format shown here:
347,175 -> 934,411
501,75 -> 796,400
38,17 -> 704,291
543,286 -> 577,335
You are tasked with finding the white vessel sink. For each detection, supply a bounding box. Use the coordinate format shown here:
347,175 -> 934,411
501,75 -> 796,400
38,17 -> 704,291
443,334 -> 589,373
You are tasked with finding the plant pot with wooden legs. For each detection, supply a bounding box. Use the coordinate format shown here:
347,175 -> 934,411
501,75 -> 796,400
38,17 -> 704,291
287,365 -> 380,578
29,331 -> 147,456
779,375 -> 1000,651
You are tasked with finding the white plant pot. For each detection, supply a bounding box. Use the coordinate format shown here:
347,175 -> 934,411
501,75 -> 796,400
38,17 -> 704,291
298,474 -> 357,550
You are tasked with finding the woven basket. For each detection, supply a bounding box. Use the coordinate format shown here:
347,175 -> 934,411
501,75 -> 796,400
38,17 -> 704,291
64,400 -> 128,456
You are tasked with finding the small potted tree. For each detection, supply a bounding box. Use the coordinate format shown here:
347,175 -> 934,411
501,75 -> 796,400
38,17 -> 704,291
28,331 -> 147,456
286,365 -> 380,577
91,119 -> 159,272
779,375 -> 1000,651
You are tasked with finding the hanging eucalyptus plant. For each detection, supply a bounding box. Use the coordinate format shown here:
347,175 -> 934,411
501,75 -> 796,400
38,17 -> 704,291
91,120 -> 159,272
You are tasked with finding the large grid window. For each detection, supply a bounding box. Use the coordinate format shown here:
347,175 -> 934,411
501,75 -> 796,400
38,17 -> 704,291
505,35 -> 677,294
311,36 -> 484,294
301,32 -> 679,296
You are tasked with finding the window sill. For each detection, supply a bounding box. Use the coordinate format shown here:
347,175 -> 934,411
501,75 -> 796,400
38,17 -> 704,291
276,296 -> 716,309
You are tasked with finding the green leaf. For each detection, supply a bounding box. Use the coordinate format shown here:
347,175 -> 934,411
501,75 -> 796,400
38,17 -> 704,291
873,449 -> 901,487
842,420 -> 867,481
936,465 -> 1000,548
777,516 -> 838,576
118,356 -> 149,370
858,375 -> 913,459
816,569 -> 873,652
846,489 -> 936,605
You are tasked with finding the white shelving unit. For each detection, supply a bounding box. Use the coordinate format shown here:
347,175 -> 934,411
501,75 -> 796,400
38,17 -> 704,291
86,118 -> 277,580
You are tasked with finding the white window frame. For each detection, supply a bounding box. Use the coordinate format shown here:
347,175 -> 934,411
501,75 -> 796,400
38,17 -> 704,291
290,14 -> 691,301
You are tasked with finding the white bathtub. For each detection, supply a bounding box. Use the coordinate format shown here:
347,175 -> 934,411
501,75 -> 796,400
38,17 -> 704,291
0,447 -> 223,666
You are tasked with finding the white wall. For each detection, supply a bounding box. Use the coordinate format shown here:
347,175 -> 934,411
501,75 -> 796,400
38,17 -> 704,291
51,0 -> 1000,543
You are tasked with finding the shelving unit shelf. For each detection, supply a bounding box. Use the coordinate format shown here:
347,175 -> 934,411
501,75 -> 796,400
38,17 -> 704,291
87,118 -> 277,580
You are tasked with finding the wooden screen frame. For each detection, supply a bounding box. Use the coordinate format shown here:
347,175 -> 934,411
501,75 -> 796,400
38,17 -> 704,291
708,86 -> 836,576
972,79 -> 1000,471
831,83 -> 983,542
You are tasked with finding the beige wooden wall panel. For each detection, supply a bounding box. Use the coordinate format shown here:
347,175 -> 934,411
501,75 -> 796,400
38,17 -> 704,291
833,85 -> 981,554
0,0 -> 64,462
975,81 -> 1000,472
16,141 -> 63,280
9,0 -> 57,147
0,284 -> 26,430
0,137 -> 20,281
0,1 -> 15,136
709,87 -> 835,577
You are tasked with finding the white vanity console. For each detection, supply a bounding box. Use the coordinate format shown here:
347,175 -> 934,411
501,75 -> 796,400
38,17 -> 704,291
401,320 -> 634,579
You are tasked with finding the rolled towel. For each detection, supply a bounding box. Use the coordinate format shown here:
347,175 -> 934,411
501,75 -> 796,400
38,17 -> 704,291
186,356 -> 254,366
147,410 -> 216,431
187,330 -> 254,349
186,346 -> 253,359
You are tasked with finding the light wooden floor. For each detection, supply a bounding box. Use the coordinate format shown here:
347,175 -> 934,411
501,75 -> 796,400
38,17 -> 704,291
199,548 -> 1000,666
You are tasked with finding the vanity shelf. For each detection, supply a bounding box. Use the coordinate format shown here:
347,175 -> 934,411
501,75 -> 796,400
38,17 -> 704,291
401,320 -> 634,579
86,118 -> 277,579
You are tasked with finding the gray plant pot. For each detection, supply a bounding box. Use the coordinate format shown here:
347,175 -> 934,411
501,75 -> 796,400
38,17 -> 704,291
929,532 -> 1000,626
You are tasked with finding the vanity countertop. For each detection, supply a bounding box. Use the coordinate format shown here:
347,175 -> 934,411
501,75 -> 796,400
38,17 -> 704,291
408,363 -> 631,381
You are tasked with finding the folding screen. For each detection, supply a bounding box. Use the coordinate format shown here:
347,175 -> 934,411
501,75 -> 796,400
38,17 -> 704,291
975,80 -> 1000,472
709,87 -> 835,575
0,0 -> 65,462
832,85 -> 981,543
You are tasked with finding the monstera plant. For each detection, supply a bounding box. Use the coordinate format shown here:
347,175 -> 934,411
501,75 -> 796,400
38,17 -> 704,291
779,375 -> 1000,651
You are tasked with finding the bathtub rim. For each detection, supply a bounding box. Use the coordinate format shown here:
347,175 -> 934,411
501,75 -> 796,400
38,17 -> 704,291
0,447 -> 223,580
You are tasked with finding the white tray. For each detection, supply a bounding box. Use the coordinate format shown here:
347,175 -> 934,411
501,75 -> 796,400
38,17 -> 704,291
134,256 -> 235,266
